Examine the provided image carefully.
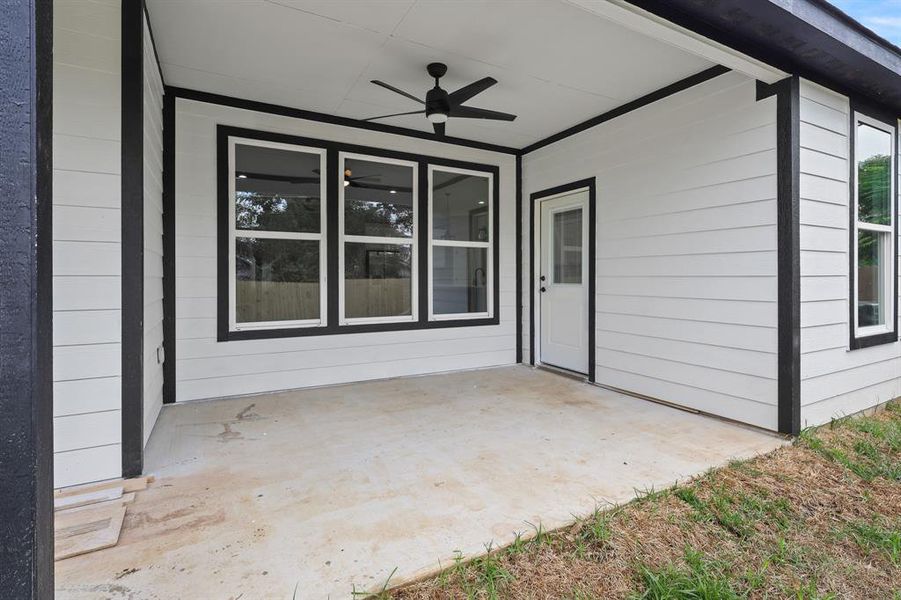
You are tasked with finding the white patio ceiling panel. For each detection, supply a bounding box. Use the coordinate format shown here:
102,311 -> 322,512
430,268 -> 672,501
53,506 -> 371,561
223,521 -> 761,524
146,0 -> 715,148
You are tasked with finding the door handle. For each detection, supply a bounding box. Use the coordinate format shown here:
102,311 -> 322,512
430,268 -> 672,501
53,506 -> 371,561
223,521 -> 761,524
540,286 -> 547,293
540,275 -> 546,282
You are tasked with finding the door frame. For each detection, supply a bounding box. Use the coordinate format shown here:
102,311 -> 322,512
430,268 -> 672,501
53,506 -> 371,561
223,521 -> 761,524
529,178 -> 596,382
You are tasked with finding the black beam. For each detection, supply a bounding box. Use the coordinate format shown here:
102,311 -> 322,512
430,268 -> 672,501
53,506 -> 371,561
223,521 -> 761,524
162,92 -> 176,404
0,0 -> 54,595
122,0 -> 144,476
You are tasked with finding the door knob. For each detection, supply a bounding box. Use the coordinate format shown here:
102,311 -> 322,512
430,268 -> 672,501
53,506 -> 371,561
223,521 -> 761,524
540,286 -> 547,293
540,275 -> 546,282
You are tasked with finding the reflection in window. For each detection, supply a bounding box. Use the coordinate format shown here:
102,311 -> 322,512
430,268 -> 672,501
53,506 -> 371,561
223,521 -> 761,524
430,168 -> 492,317
235,144 -> 321,233
553,209 -> 582,284
344,243 -> 412,319
341,155 -> 417,322
231,140 -> 324,328
344,158 -> 414,238
853,117 -> 895,340
236,238 -> 320,322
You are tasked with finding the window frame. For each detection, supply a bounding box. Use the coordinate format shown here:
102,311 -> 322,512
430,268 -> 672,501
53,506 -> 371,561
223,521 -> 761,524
427,165 -> 494,321
227,136 -> 328,332
849,107 -> 899,350
338,151 -> 419,325
216,125 -> 500,342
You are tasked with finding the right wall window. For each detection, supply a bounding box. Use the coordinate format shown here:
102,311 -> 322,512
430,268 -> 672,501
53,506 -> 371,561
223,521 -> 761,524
851,111 -> 898,348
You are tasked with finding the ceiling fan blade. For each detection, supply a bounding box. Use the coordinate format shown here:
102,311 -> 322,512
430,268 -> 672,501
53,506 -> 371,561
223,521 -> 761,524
448,105 -> 517,121
370,80 -> 424,105
362,109 -> 425,122
433,121 -> 446,136
447,77 -> 497,105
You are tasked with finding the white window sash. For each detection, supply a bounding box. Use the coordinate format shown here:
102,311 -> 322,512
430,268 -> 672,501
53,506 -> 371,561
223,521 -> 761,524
228,136 -> 328,332
427,165 -> 494,321
851,112 -> 897,340
338,152 -> 419,325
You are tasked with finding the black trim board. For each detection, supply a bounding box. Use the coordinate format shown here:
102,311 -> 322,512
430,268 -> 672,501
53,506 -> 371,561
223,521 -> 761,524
162,92 -> 176,404
761,76 -> 802,436
168,86 -> 518,156
0,0 -> 54,594
847,100 -> 900,351
217,125 -> 501,341
515,155 -> 523,363
521,66 -> 730,155
528,179 -> 597,383
121,0 -> 145,477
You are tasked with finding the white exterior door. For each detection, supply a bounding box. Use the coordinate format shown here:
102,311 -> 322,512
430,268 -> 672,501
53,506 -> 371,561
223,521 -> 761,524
538,191 -> 589,374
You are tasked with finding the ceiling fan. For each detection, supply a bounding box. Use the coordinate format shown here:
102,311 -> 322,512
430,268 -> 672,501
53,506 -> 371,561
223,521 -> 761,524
365,62 -> 516,136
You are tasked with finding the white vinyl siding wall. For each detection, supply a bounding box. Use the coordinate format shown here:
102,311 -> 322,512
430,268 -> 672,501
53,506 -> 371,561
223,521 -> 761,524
521,71 -> 780,429
52,0 -> 123,487
143,15 -> 165,445
173,99 -> 516,402
798,79 -> 901,426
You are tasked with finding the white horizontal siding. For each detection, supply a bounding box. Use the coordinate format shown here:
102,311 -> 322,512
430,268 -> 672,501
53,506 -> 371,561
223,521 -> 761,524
522,71 -> 779,430
798,79 -> 901,427
143,15 -> 165,445
52,0 -> 122,487
173,99 -> 517,402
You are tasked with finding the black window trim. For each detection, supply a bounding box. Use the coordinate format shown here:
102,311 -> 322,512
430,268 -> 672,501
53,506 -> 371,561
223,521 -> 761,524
217,125 -> 501,342
848,100 -> 900,350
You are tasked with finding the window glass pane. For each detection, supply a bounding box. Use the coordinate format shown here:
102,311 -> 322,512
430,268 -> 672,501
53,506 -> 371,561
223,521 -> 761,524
553,209 -> 582,284
857,123 -> 892,226
432,170 -> 490,242
236,238 -> 319,323
858,230 -> 886,328
235,144 -> 321,233
344,158 -> 414,238
345,243 -> 412,318
433,246 -> 488,315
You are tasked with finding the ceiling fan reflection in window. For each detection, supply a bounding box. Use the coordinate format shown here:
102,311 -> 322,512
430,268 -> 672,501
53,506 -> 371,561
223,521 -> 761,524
365,62 -> 517,136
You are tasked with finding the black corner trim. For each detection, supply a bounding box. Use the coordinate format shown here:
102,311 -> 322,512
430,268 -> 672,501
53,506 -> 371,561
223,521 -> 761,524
167,86 -> 519,156
515,155 -> 523,364
0,0 -> 54,593
122,0 -> 145,478
528,178 -> 597,383
774,75 -> 801,436
216,125 -> 502,341
847,100 -> 900,352
521,66 -> 731,155
162,92 -> 176,404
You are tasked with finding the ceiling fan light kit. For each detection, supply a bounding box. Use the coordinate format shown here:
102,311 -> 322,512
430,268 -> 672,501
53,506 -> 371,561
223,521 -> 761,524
367,62 -> 516,136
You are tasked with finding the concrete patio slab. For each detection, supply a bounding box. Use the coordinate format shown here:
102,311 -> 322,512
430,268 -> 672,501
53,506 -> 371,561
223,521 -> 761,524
55,366 -> 785,599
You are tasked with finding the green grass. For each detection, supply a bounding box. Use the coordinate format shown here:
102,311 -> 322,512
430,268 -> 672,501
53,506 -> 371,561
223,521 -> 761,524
631,548 -> 743,600
839,519 -> 901,565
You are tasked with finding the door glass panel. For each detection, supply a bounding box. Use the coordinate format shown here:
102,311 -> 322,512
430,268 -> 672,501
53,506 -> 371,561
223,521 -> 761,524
858,230 -> 886,327
234,144 -> 321,233
235,238 -> 320,322
344,242 -> 413,318
553,209 -> 582,284
857,122 -> 892,226
432,246 -> 488,314
344,158 -> 414,238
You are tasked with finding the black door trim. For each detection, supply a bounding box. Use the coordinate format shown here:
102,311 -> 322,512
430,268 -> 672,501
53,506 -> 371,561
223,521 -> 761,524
529,179 -> 597,383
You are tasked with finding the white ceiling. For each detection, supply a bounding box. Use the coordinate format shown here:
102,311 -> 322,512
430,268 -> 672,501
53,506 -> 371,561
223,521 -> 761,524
146,0 -> 715,148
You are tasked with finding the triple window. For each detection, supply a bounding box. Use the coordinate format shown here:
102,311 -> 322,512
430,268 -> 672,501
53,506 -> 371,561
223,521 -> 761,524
851,111 -> 898,348
221,128 -> 497,339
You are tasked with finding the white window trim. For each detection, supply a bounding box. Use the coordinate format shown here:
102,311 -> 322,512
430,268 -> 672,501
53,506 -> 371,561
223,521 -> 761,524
338,151 -> 418,325
427,165 -> 494,321
851,112 -> 897,340
227,136 -> 328,332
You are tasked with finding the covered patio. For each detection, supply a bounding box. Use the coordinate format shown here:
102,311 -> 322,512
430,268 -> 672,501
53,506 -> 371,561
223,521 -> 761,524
55,367 -> 783,598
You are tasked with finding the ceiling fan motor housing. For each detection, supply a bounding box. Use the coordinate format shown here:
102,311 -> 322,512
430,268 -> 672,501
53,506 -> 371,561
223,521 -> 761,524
425,87 -> 450,120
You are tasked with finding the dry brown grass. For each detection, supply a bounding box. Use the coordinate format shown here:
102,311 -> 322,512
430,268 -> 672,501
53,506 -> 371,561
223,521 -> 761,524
377,403 -> 901,599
